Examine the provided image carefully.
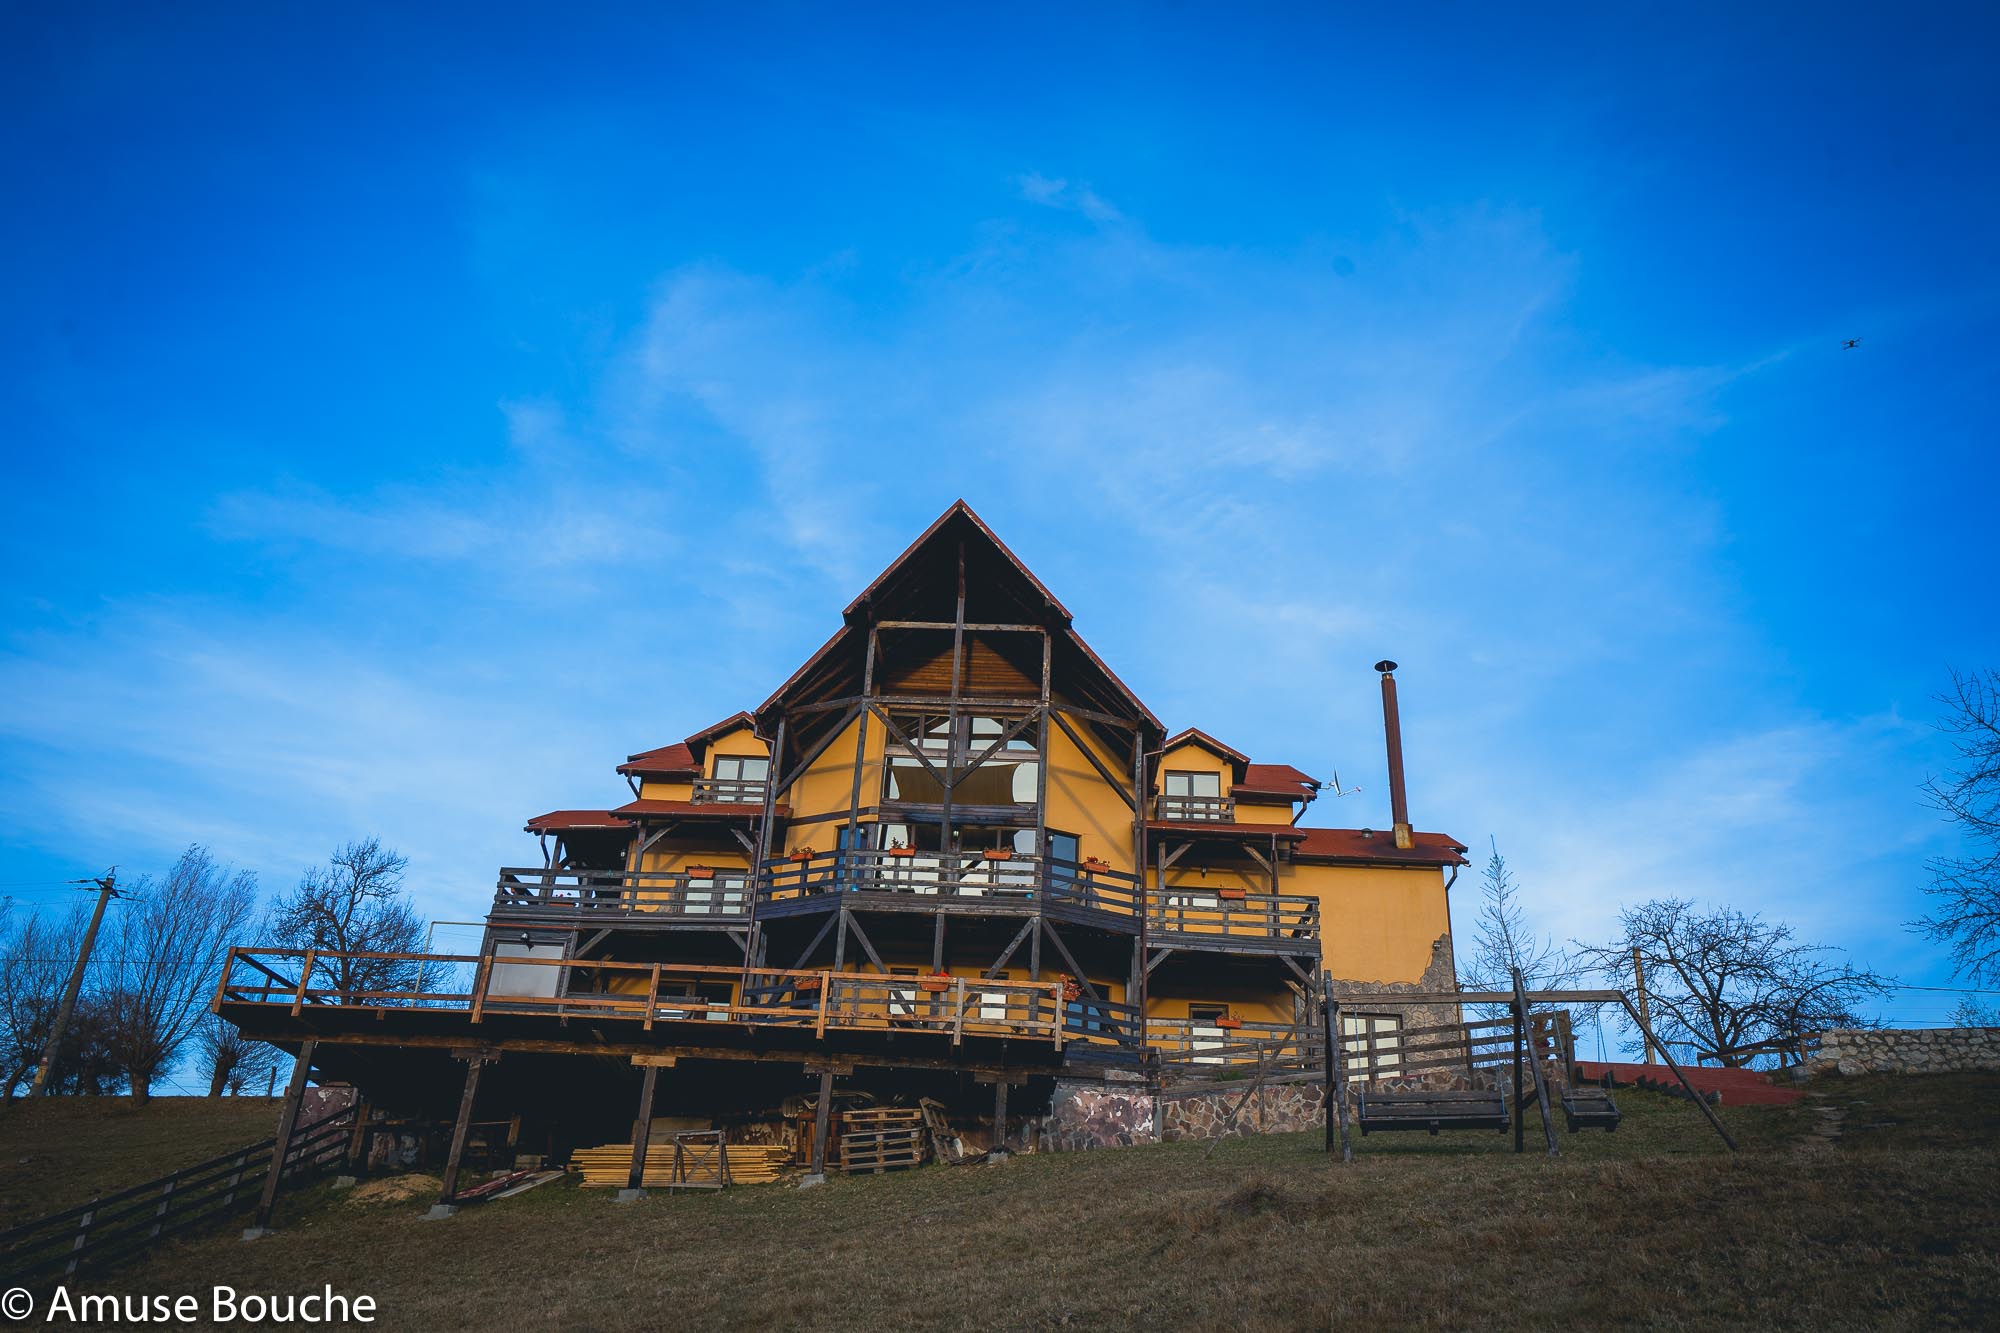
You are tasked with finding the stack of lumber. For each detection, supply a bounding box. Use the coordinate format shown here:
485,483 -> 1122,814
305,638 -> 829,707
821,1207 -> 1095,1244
570,1141 -> 791,1187
839,1107 -> 926,1175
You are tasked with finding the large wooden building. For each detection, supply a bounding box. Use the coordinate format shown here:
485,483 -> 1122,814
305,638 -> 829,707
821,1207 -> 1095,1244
218,501 -> 1467,1183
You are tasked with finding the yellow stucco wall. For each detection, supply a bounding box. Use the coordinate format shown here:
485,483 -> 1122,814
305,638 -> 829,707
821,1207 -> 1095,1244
704,725 -> 768,770
1045,717 -> 1139,872
781,713 -> 885,853
1294,862 -> 1451,984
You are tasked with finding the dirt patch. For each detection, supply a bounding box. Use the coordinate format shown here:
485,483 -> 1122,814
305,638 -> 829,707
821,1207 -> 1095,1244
346,1173 -> 443,1205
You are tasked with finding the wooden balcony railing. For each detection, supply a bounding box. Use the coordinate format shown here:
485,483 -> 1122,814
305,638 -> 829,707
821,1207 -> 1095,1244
1153,794 -> 1236,822
1150,1016 -> 1321,1071
214,948 -> 1069,1047
494,868 -> 751,919
691,777 -> 769,806
758,849 -> 1142,917
1145,888 -> 1319,945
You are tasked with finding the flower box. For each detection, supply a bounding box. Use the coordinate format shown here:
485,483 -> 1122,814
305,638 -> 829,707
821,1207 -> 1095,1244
684,866 -> 715,881
981,848 -> 1014,861
1217,887 -> 1248,901
918,973 -> 952,994
794,975 -> 822,993
1215,1016 -> 1243,1030
885,846 -> 917,858
1059,977 -> 1083,1003
788,848 -> 816,863
1081,857 -> 1112,873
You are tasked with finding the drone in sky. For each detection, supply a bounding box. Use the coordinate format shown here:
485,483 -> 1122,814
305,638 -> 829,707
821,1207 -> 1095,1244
1843,337 -> 1863,349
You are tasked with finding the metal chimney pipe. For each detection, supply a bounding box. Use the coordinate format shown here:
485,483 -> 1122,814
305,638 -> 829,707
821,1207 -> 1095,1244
1374,660 -> 1414,850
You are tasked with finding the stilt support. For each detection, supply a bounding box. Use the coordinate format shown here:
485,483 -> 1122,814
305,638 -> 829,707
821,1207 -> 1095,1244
244,1038 -> 316,1237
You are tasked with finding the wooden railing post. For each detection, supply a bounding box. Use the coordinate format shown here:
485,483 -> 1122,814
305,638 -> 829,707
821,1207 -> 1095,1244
952,977 -> 966,1045
291,950 -> 315,1015
469,954 -> 493,1024
644,963 -> 662,1032
211,946 -> 238,1014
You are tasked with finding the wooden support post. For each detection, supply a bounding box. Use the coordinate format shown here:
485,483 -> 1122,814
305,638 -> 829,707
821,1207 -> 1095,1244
1512,997 -> 1525,1154
992,1079 -> 1009,1159
809,1070 -> 835,1176
625,1063 -> 660,1194
248,1038 -> 315,1234
1513,967 -> 1560,1158
345,1098 -> 371,1172
1616,993 -> 1738,1152
1632,945 -> 1658,1064
437,1054 -> 490,1210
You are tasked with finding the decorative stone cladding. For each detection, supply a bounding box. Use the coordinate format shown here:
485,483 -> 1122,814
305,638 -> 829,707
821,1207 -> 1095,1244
1041,1078 -> 1157,1152
1807,1027 -> 2000,1077
1160,1079 -> 1326,1141
1041,1051 -> 1572,1150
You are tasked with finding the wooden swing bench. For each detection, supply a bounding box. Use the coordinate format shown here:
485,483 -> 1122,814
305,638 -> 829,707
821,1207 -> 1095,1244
1559,1087 -> 1622,1132
1356,1088 -> 1510,1136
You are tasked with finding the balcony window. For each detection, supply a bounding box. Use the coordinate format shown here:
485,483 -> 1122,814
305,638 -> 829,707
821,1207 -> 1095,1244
883,713 -> 1039,805
1159,771 -> 1230,821
697,755 -> 769,804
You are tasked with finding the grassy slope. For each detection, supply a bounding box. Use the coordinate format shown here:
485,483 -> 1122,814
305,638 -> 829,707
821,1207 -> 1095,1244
74,1075 -> 1998,1331
0,1096 -> 281,1229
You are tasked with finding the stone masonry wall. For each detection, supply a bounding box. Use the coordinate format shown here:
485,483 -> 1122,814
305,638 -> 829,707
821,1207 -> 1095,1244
1807,1027 -> 2000,1076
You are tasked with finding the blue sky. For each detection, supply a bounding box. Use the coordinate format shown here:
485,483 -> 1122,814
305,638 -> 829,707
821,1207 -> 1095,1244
2,4 -> 1996,1030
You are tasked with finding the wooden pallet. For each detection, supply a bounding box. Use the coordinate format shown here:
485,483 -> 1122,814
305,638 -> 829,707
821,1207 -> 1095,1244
838,1107 -> 926,1174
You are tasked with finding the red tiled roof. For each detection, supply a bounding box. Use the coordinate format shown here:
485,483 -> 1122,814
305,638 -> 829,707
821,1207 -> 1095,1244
617,742 -> 698,777
1233,763 -> 1321,800
524,809 -> 631,834
1290,827 -> 1468,867
610,798 -> 782,821
1145,819 -> 1308,840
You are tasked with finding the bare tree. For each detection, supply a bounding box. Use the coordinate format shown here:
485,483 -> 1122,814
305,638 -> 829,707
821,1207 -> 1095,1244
1913,668 -> 2000,986
265,838 -> 428,999
99,845 -> 259,1104
193,1011 -> 280,1096
1578,898 -> 1890,1067
1950,995 -> 1999,1027
1459,839 -> 1581,1013
0,904 -> 91,1100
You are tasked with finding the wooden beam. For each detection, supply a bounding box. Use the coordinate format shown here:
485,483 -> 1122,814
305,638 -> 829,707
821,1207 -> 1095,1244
439,1053 -> 491,1205
775,704 -> 859,796
842,911 -> 890,974
809,1070 -> 835,1175
250,1038 -> 315,1230
627,1063 -> 660,1191
1050,710 -> 1135,810
1036,921 -> 1104,1003
983,918 -> 1037,978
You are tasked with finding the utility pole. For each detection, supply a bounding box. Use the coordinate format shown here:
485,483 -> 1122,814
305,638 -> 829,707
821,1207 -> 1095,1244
30,869 -> 120,1097
1631,945 -> 1657,1065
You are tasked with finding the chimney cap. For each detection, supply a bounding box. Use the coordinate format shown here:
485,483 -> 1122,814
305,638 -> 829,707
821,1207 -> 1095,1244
1373,659 -> 1398,674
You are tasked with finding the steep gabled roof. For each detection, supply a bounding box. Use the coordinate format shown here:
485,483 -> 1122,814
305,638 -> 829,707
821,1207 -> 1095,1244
754,501 -> 1164,758
1161,728 -> 1250,777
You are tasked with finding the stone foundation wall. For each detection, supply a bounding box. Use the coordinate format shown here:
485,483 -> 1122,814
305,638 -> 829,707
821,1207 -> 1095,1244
1807,1027 -> 2000,1076
1160,1080 -> 1325,1141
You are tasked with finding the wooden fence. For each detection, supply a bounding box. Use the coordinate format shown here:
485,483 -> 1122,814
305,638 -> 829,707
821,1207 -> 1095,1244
0,1104 -> 356,1285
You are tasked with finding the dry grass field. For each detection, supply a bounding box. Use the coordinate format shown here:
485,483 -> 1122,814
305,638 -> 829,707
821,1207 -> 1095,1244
9,1075 -> 1999,1331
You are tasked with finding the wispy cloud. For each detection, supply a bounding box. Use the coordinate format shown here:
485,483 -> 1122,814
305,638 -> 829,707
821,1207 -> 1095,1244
1,177 -> 1946,985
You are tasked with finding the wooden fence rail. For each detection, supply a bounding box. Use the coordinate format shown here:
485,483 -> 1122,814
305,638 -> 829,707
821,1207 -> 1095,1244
0,1104 -> 356,1285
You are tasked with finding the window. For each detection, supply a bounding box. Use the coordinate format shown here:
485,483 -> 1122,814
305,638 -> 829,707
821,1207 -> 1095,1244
882,713 -> 1039,806
1164,771 -> 1222,798
706,755 -> 769,803
1189,1003 -> 1230,1026
1341,1013 -> 1404,1074
1160,771 -> 1228,821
